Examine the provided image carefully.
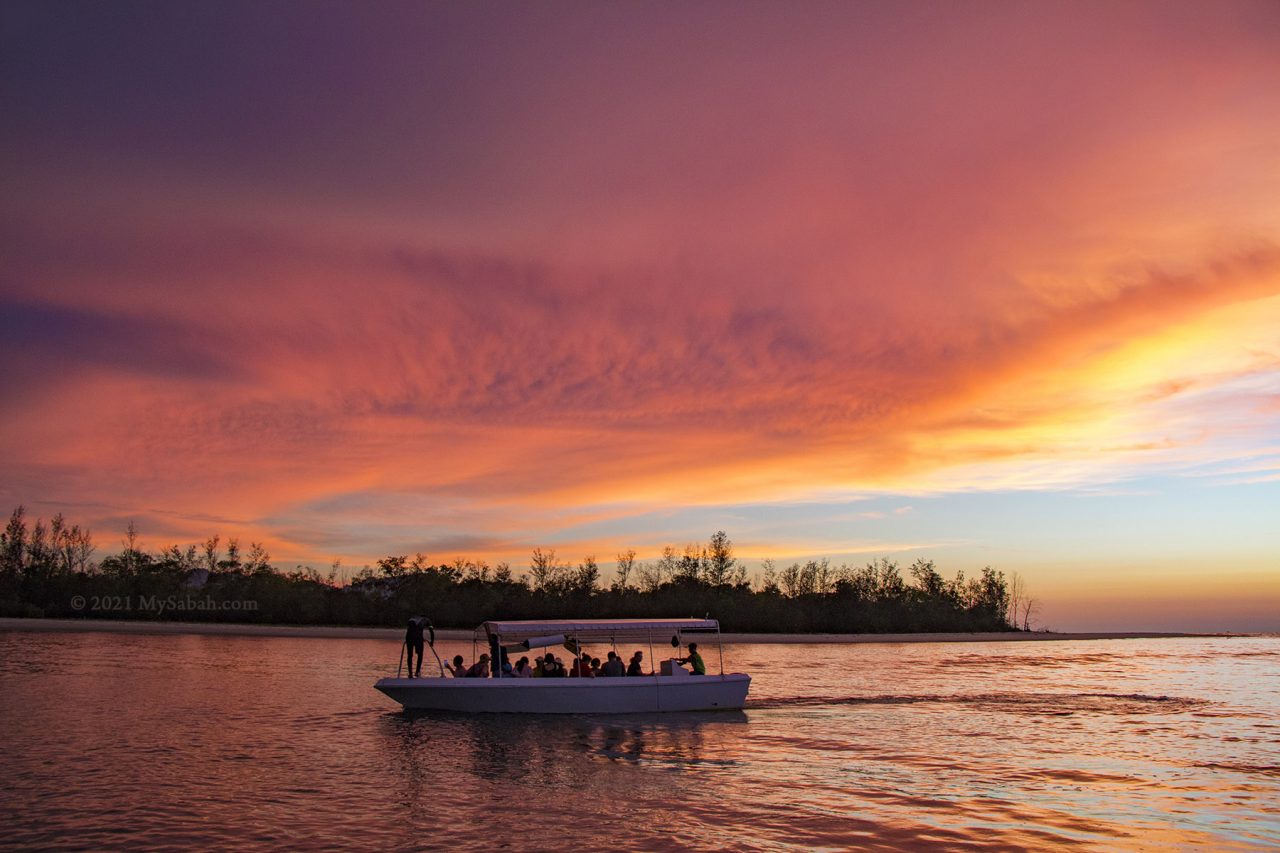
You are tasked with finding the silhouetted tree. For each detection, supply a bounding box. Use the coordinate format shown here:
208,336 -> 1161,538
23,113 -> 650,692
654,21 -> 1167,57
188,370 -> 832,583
245,542 -> 272,575
613,549 -> 636,591
2,507 -> 1019,633
758,558 -> 779,593
675,543 -> 704,584
529,547 -> 568,593
377,555 -> 408,578
705,531 -> 739,586
910,559 -> 945,599
219,538 -> 241,573
570,555 -> 599,596
1,506 -> 28,583
203,536 -> 220,573
1005,570 -> 1038,631
121,521 -> 144,577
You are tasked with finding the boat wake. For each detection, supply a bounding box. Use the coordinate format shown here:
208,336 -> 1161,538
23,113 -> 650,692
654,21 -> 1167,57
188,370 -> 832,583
748,691 -> 1207,715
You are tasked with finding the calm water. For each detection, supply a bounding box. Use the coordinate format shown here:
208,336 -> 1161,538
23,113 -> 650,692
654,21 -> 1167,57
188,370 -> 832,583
0,630 -> 1276,851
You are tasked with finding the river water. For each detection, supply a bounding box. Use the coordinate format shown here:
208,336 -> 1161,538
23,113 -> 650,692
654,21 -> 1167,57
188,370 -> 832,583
0,629 -> 1276,851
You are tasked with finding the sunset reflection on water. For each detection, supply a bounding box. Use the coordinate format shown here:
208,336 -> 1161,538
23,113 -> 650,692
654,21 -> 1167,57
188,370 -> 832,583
1,630 -> 1276,851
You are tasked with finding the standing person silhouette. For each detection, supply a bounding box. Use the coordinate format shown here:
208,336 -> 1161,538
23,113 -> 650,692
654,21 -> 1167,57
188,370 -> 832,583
405,617 -> 427,678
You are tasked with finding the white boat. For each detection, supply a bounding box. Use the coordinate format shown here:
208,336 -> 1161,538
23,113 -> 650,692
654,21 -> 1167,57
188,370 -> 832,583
374,618 -> 751,713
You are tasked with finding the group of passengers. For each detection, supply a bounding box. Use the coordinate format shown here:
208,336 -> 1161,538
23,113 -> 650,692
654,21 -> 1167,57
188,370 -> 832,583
442,643 -> 705,679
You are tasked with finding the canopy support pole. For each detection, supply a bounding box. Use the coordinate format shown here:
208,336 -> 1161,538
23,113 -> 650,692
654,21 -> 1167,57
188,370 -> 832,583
717,622 -> 724,676
649,628 -> 659,710
427,623 -> 444,678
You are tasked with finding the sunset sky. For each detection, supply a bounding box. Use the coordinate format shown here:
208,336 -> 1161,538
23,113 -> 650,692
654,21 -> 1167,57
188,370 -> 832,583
3,2 -> 1278,631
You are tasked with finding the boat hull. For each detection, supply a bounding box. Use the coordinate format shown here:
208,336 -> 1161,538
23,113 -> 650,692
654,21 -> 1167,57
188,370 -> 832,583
374,674 -> 751,713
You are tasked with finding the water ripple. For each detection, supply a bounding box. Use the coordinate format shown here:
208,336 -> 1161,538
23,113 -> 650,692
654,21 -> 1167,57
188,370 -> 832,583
748,691 -> 1207,715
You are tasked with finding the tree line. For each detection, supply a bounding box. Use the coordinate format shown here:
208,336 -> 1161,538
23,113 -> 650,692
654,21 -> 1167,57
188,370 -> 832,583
0,506 -> 1024,633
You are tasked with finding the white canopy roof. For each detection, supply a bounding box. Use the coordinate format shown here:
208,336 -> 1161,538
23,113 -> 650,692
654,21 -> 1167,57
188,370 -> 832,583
480,618 -> 719,641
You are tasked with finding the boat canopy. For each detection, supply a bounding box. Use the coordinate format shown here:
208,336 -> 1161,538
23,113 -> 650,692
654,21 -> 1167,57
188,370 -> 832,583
480,618 -> 719,642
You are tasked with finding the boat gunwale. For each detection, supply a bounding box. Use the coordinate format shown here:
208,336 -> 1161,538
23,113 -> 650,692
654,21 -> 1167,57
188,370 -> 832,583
375,673 -> 750,688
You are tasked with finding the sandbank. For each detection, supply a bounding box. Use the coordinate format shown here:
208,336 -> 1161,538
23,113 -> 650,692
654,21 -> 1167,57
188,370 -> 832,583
0,617 -> 1223,644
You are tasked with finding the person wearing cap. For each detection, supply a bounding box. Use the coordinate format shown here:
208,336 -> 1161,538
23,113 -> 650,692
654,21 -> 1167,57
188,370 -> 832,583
676,642 -> 706,675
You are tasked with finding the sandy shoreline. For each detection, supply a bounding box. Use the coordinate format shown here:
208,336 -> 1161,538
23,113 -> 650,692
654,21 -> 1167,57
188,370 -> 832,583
0,617 -> 1228,644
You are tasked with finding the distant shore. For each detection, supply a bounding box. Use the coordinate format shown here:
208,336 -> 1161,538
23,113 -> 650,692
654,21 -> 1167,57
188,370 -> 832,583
0,617 -> 1231,644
